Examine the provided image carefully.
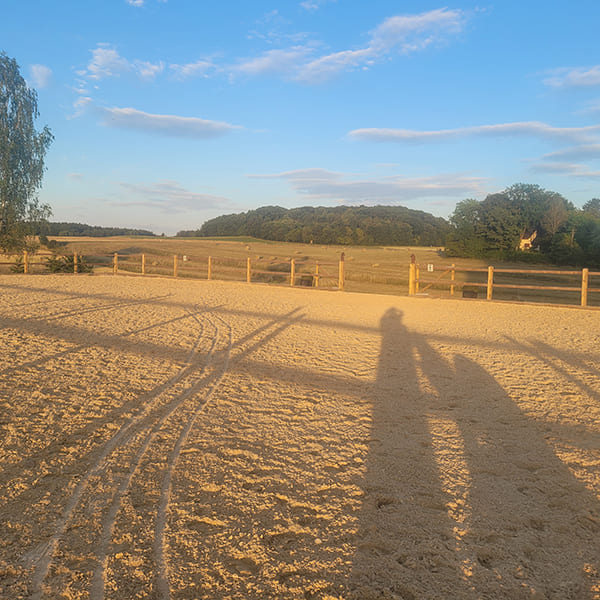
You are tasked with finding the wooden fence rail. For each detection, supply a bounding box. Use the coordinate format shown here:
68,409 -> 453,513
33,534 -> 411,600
3,251 -> 599,306
409,263 -> 600,307
0,251 -> 346,291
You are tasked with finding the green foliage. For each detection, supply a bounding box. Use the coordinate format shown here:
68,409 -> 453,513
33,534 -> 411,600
44,254 -> 93,273
42,222 -> 156,237
446,183 -> 600,266
185,205 -> 450,246
10,255 -> 25,273
0,53 -> 53,252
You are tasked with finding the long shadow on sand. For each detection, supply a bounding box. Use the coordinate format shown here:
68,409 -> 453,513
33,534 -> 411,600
350,307 -> 600,599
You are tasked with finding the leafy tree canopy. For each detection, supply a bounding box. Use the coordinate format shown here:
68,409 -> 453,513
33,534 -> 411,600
0,52 -> 53,252
447,183 -> 599,266
179,205 -> 450,247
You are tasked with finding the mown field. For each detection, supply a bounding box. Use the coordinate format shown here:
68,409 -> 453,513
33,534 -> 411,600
3,236 -> 599,306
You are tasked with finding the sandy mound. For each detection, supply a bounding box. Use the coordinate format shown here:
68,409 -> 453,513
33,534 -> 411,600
0,274 -> 599,599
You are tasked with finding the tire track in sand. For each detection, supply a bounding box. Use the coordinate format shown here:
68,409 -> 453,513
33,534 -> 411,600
153,311 -> 233,600
28,303 -> 217,600
89,310 -> 230,600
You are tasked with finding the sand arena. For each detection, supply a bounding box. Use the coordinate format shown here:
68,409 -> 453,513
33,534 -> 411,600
1,275 -> 599,599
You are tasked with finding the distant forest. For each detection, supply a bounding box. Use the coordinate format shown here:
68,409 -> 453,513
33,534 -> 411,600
43,222 -> 156,237
177,205 -> 450,247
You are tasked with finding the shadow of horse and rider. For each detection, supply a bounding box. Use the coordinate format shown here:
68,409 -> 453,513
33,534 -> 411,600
350,307 -> 600,599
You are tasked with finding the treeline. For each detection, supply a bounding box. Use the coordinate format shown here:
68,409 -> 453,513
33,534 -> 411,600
447,184 -> 600,266
178,205 -> 450,246
41,222 -> 156,237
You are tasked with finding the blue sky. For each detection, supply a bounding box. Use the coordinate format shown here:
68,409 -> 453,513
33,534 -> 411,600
3,1 -> 600,234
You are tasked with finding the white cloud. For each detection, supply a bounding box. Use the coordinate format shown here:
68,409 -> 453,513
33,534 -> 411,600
297,48 -> 375,83
236,8 -> 467,83
370,8 -> 465,54
349,122 -> 600,144
249,168 -> 484,204
97,106 -> 240,138
544,66 -> 600,88
135,60 -> 165,80
86,44 -> 131,79
84,44 -> 164,81
169,59 -> 215,80
115,180 -> 232,212
234,47 -> 313,76
29,64 -> 52,89
126,0 -> 144,6
69,96 -> 93,119
297,7 -> 466,82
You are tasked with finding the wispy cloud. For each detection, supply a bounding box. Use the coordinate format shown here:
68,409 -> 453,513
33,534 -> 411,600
300,0 -> 335,12
349,122 -> 600,144
136,60 -> 165,80
530,162 -> 600,179
234,47 -> 314,76
247,10 -> 307,45
237,8 -> 468,83
169,59 -> 215,79
29,64 -> 52,89
115,180 -> 232,212
97,106 -> 241,138
300,8 -> 466,82
249,168 -> 485,204
80,8 -> 468,89
541,144 -> 600,161
84,44 -> 164,80
544,66 -> 600,88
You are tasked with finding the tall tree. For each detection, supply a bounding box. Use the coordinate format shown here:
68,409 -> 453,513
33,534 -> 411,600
0,53 -> 53,252
583,198 -> 600,219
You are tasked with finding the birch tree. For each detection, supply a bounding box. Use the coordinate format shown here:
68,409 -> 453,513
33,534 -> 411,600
0,52 -> 53,252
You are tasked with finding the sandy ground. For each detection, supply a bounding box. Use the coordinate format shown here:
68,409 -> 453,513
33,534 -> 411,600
0,274 -> 599,600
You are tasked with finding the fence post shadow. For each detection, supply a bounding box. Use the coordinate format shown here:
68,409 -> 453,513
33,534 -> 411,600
349,307 -> 600,599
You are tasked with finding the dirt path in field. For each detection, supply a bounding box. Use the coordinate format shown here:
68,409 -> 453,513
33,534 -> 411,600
0,275 -> 599,599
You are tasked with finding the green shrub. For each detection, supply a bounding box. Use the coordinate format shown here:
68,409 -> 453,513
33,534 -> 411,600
10,256 -> 25,273
44,254 -> 93,273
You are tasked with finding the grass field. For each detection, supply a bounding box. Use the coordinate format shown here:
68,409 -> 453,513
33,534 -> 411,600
2,236 -> 599,307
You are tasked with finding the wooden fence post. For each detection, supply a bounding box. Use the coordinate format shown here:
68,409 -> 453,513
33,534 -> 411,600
141,254 -> 146,275
173,255 -> 178,277
415,267 -> 420,293
247,257 -> 251,283
23,250 -> 28,274
581,268 -> 589,307
113,253 -> 118,274
315,262 -> 319,288
74,251 -> 78,274
207,256 -> 212,280
450,264 -> 455,296
290,259 -> 295,286
338,252 -> 345,290
487,266 -> 494,300
408,263 -> 416,295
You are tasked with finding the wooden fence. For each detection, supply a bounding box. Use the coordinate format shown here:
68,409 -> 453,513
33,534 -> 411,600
1,251 -> 346,290
3,250 -> 599,307
409,262 -> 600,307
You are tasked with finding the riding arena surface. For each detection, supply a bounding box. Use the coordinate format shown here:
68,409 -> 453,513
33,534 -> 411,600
0,274 -> 599,599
